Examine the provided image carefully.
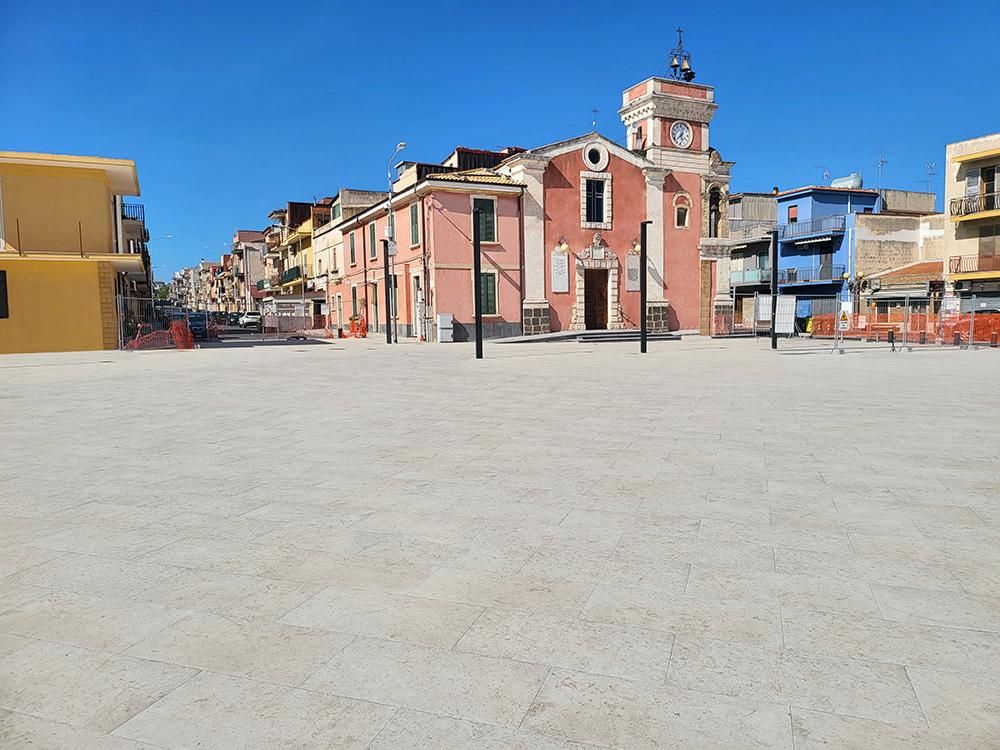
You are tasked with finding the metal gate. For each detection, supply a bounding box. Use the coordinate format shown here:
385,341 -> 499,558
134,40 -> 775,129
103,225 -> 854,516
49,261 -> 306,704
118,296 -> 193,350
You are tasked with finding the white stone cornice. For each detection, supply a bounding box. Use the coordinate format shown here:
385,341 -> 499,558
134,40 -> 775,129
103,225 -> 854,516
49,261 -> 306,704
642,167 -> 670,186
619,93 -> 718,125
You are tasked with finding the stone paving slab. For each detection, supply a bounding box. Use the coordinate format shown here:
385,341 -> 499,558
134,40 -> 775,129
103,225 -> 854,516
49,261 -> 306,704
1,338 -> 999,747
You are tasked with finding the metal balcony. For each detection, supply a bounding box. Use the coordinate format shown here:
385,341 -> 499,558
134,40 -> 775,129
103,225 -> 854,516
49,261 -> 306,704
729,267 -> 770,285
280,266 -> 301,284
949,254 -> 1000,274
949,192 -> 1000,219
121,203 -> 145,222
778,214 -> 846,240
779,264 -> 846,284
729,219 -> 776,242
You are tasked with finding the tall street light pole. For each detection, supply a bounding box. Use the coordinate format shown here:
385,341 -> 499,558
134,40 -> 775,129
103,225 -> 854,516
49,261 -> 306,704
769,228 -> 779,350
640,221 -> 651,354
472,208 -> 484,359
387,141 -> 406,343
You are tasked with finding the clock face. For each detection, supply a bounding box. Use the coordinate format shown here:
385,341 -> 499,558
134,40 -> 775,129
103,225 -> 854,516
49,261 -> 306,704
670,121 -> 693,149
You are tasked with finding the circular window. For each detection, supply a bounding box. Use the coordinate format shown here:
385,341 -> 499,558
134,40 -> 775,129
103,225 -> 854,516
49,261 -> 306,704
582,142 -> 609,171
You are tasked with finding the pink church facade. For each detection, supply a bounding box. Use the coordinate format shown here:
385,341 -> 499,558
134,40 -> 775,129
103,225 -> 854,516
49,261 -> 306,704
322,69 -> 732,341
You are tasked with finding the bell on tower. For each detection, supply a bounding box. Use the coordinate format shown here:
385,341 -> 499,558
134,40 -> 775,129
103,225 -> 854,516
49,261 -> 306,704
668,28 -> 695,82
618,27 -> 718,167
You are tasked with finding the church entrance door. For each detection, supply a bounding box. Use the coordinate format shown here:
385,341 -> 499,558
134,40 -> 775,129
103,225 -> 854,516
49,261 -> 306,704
584,269 -> 609,329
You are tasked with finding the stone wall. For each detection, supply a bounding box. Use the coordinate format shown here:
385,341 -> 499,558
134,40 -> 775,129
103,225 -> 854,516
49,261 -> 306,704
880,189 -> 935,215
855,214 -> 948,276
522,303 -> 550,335
646,301 -> 670,332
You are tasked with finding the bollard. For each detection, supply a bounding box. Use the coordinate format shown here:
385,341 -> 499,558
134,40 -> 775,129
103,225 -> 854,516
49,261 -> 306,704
992,332 -> 998,348
919,331 -> 927,345
954,332 -> 962,348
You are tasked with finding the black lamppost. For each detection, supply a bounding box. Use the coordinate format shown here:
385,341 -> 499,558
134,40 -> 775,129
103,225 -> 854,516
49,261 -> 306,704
640,220 -> 651,353
769,229 -> 779,350
472,208 -> 484,359
380,239 -> 393,345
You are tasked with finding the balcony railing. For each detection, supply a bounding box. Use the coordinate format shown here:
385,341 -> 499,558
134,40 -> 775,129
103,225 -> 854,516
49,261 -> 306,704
950,192 -> 1000,218
121,203 -> 145,222
729,219 -> 776,242
949,254 -> 1000,274
730,267 -> 771,285
779,264 -> 846,284
281,266 -> 301,284
778,214 -> 846,240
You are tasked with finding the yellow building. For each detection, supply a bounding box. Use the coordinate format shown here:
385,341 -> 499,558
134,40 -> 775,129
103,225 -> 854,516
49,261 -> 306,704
262,201 -> 330,318
945,132 -> 1000,309
0,151 -> 150,353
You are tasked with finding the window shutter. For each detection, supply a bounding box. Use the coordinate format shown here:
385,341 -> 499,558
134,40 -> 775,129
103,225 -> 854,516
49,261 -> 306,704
479,273 -> 497,315
966,168 -> 981,197
474,198 -> 496,242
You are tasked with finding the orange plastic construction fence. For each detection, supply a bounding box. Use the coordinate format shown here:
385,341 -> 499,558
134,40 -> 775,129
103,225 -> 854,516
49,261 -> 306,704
348,317 -> 368,338
124,320 -> 194,350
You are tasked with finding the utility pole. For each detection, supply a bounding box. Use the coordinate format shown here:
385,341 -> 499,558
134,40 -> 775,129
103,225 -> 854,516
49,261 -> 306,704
769,228 -> 779,350
472,208 -> 483,360
640,220 -> 651,353
381,239 -> 393,345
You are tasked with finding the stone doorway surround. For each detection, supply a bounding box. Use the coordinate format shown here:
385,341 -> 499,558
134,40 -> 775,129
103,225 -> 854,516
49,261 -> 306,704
570,233 -> 624,331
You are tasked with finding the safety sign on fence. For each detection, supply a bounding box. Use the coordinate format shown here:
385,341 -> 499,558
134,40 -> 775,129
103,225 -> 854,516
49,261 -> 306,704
838,310 -> 850,332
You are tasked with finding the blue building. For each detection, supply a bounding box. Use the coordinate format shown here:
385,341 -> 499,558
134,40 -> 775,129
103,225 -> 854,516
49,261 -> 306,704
776,184 -> 880,318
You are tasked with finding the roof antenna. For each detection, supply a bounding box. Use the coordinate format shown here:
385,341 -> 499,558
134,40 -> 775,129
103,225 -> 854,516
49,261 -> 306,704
812,165 -> 831,183
925,162 -> 937,194
876,152 -> 889,192
591,107 -> 599,130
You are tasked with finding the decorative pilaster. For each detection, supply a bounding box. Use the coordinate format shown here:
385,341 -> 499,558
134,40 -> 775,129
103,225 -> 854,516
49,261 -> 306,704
505,156 -> 549,310
643,167 -> 668,301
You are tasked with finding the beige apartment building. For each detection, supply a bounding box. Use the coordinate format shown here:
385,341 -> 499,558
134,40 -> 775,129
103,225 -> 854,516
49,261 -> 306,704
945,131 -> 1000,311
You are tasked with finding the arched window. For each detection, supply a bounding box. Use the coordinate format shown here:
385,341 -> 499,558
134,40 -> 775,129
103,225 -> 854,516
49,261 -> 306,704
673,193 -> 691,229
708,187 -> 722,238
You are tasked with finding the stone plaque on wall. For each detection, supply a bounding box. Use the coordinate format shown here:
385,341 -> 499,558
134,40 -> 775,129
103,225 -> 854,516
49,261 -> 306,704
625,253 -> 640,292
552,250 -> 569,293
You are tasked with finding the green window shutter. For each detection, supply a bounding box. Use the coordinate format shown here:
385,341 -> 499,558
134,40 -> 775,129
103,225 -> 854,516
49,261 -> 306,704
473,198 -> 496,242
349,232 -> 356,264
479,273 -> 497,315
351,286 -> 358,317
410,203 -> 419,245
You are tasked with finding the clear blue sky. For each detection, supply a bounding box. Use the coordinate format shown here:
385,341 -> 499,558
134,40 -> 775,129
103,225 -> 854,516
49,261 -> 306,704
3,1 -> 996,280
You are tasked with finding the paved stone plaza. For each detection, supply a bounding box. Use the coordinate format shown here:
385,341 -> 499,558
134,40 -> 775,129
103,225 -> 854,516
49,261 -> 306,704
1,337 -> 999,748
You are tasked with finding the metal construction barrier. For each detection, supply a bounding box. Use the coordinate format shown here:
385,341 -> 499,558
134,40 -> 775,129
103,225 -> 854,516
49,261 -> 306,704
124,320 -> 194,350
118,296 -> 195,350
711,294 -> 760,337
811,304 -> 1000,348
261,314 -> 315,340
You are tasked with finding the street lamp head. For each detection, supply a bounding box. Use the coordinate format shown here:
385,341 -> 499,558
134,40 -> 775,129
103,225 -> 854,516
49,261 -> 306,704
396,141 -> 407,151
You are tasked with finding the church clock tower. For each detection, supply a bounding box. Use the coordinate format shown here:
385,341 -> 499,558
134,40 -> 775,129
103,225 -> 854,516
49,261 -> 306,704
618,29 -> 719,176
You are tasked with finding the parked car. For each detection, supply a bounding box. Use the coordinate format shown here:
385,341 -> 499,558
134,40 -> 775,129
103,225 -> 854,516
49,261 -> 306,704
227,313 -> 241,327
239,311 -> 262,330
186,312 -> 217,340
